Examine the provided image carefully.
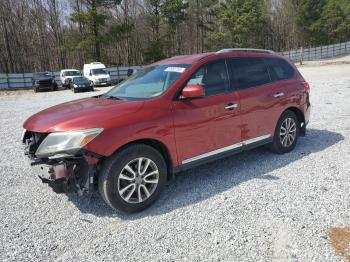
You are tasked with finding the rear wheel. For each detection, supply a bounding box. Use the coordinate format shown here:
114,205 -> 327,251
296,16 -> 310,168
270,110 -> 299,154
98,144 -> 167,213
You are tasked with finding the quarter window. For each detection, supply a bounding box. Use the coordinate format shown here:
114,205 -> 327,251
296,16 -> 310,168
230,58 -> 271,90
264,58 -> 295,81
187,60 -> 229,96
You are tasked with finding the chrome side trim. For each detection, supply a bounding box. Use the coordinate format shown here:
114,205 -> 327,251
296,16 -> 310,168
181,134 -> 272,164
242,134 -> 272,145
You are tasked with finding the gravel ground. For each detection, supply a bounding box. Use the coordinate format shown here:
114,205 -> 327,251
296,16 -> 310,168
0,64 -> 350,262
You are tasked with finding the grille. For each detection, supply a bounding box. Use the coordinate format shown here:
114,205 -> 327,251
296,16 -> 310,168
38,79 -> 52,86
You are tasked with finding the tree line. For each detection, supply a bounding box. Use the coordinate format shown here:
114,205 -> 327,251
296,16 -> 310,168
0,0 -> 349,73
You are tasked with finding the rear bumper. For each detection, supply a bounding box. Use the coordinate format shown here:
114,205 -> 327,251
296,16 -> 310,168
300,102 -> 311,136
304,103 -> 311,125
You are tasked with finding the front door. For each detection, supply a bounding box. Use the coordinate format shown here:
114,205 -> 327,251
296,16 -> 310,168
173,59 -> 242,165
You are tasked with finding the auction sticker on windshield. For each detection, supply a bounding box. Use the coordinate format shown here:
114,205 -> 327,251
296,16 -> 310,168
164,67 -> 186,73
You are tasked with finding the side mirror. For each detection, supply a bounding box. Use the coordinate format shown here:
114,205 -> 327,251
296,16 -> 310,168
181,84 -> 205,99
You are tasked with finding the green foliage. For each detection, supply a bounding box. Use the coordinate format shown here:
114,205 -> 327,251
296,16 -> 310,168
296,0 -> 350,45
144,39 -> 166,63
161,0 -> 188,29
321,0 -> 350,43
69,0 -> 121,60
212,0 -> 268,49
296,0 -> 327,44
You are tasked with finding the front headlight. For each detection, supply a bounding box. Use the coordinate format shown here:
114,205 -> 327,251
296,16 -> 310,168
35,128 -> 103,158
73,84 -> 78,88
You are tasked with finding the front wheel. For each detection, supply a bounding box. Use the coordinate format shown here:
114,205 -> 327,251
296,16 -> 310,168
98,144 -> 167,213
270,110 -> 299,154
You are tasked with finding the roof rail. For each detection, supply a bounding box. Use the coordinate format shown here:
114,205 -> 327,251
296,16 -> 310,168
216,48 -> 275,54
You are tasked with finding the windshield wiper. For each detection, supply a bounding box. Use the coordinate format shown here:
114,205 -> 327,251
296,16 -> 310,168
102,95 -> 121,100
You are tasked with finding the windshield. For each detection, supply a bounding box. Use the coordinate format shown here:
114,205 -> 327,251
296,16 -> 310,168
104,64 -> 189,100
91,68 -> 107,75
34,72 -> 52,78
73,77 -> 88,83
63,71 -> 80,77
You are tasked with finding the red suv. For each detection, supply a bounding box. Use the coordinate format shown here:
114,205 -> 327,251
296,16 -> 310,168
22,49 -> 311,212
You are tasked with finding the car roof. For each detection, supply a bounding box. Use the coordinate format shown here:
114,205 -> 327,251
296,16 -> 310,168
61,69 -> 79,72
152,50 -> 282,66
152,53 -> 214,65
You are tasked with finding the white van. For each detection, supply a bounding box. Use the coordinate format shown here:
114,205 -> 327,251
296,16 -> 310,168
83,62 -> 111,86
60,69 -> 81,88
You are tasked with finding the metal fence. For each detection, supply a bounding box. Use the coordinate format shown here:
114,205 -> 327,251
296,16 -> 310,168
0,66 -> 140,90
2,41 -> 350,89
278,41 -> 350,62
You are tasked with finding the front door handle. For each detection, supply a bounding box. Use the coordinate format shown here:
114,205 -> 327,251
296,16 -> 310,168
274,92 -> 285,98
225,103 -> 238,110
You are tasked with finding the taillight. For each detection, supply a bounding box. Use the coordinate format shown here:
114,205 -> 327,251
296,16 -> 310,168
302,82 -> 310,90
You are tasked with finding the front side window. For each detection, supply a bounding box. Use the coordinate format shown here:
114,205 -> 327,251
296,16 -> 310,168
186,60 -> 229,96
230,58 -> 271,90
104,64 -> 189,100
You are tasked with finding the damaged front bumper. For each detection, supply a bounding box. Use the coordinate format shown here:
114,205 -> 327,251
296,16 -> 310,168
23,130 -> 101,194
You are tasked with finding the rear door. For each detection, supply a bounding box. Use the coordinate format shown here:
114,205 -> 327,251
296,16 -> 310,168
173,59 -> 242,165
229,57 -> 286,142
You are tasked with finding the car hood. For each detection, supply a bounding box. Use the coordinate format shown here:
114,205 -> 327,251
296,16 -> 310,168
23,97 -> 144,133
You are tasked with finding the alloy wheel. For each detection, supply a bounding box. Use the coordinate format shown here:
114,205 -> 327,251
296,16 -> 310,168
117,157 -> 159,204
280,117 -> 297,147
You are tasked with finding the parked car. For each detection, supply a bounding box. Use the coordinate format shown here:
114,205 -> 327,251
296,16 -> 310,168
32,72 -> 58,92
83,62 -> 111,87
60,69 -> 81,88
127,68 -> 138,77
22,49 -> 311,213
70,76 -> 93,93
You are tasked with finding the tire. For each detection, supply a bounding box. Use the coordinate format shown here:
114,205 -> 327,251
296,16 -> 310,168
98,144 -> 167,213
270,110 -> 299,154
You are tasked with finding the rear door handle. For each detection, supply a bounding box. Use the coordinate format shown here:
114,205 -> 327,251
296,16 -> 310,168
274,92 -> 285,98
225,103 -> 238,110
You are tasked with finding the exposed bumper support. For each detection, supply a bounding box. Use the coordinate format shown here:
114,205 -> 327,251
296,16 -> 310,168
23,130 -> 103,195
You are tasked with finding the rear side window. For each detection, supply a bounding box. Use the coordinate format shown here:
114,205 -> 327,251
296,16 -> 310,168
187,59 -> 229,96
230,58 -> 271,90
265,58 -> 295,81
